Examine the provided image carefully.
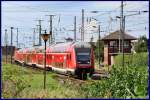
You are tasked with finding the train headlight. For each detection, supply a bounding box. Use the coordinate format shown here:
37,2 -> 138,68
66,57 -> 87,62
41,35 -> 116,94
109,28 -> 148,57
78,62 -> 81,64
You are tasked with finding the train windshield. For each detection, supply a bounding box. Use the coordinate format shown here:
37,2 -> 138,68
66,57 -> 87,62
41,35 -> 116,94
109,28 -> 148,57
75,48 -> 91,64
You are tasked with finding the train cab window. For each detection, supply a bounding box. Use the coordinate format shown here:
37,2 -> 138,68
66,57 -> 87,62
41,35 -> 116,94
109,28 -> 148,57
75,48 -> 91,64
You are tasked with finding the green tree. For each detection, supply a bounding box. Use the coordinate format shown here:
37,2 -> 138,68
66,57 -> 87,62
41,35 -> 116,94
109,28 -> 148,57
135,35 -> 148,53
94,40 -> 104,62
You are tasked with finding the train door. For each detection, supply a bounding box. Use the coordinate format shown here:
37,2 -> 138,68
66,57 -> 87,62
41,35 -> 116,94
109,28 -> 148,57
51,55 -> 54,66
24,53 -> 26,63
66,54 -> 71,69
37,53 -> 43,65
26,53 -> 30,63
63,55 -> 67,69
32,52 -> 36,64
47,54 -> 52,66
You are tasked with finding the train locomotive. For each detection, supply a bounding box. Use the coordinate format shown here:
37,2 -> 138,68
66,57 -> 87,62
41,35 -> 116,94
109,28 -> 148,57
14,42 -> 95,79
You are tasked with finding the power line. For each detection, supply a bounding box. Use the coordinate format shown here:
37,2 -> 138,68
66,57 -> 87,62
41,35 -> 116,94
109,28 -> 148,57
81,9 -> 84,42
31,28 -> 36,46
126,21 -> 148,27
89,4 -> 124,18
35,19 -> 44,46
45,15 -> 55,45
74,16 -> 76,41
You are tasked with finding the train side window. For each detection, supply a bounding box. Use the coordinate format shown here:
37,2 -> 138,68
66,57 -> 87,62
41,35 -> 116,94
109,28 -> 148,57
47,55 -> 51,60
52,56 -> 54,59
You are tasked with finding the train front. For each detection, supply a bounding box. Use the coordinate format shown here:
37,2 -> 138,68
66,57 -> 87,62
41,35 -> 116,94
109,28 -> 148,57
74,42 -> 94,79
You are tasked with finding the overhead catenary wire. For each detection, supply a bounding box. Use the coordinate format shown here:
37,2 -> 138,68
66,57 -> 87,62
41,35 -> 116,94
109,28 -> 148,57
2,2 -> 148,47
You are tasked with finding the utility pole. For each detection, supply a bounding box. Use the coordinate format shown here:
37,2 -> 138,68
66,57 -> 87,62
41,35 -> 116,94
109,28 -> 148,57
14,27 -> 19,48
74,16 -> 76,41
122,15 -> 125,67
46,15 -> 55,45
32,28 -> 36,46
98,25 -> 101,68
35,19 -> 44,46
81,9 -> 85,42
121,1 -> 124,68
119,17 -> 121,53
5,29 -> 8,64
10,27 -> 14,64
36,25 -> 40,45
16,28 -> 19,48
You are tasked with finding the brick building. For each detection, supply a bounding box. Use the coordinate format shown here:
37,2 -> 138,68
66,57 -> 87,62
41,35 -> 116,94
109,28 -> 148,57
102,30 -> 136,65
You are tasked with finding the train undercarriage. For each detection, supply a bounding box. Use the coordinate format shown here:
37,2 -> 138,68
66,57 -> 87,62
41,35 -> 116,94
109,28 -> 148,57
14,60 -> 94,80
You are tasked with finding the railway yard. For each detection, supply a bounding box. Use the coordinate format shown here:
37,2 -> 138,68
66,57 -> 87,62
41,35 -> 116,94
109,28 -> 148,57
1,1 -> 148,99
2,55 -> 109,98
2,52 -> 148,98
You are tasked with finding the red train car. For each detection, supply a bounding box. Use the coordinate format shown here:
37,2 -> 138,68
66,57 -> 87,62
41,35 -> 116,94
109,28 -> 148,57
14,42 -> 95,79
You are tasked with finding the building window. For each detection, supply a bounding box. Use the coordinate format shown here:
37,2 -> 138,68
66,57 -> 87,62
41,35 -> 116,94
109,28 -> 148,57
110,41 -> 117,47
124,41 -> 129,47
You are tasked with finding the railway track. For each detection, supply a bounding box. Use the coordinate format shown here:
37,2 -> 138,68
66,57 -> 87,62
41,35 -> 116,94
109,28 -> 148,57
52,73 -> 99,87
15,62 -> 92,84
14,61 -> 109,83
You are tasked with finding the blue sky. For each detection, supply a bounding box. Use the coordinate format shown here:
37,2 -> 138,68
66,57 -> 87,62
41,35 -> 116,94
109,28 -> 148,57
2,1 -> 149,48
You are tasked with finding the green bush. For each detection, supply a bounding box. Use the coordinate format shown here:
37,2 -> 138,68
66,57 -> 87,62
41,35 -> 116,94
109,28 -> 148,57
94,40 -> 104,61
2,63 -> 84,98
81,52 -> 148,98
81,65 -> 148,98
2,63 -> 29,98
135,35 -> 148,53
114,52 -> 148,66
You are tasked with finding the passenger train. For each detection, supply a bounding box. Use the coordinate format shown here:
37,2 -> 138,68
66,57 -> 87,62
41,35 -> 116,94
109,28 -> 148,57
14,42 -> 95,79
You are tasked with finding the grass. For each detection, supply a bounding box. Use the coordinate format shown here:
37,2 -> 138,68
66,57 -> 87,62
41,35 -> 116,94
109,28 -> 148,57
80,52 -> 148,98
94,60 -> 111,73
18,74 -> 84,98
2,62 -> 84,98
2,52 -> 148,98
2,54 -> 88,98
114,52 -> 148,66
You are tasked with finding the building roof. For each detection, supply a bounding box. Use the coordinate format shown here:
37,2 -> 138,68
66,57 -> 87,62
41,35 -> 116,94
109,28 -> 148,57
102,30 -> 137,40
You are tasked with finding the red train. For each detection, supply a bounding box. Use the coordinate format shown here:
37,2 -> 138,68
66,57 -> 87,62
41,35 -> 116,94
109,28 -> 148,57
14,42 -> 95,79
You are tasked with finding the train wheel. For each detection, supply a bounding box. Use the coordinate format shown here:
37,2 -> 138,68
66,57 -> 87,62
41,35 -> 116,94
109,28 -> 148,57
77,71 -> 82,79
75,69 -> 81,79
89,71 -> 93,77
75,69 -> 87,80
82,73 -> 87,80
81,70 -> 87,80
89,68 -> 94,77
